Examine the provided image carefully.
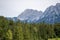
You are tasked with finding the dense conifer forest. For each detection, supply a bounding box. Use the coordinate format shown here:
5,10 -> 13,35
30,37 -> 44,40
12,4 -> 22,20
0,16 -> 60,40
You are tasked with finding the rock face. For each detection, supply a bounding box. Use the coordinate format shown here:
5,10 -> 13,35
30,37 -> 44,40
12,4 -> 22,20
43,3 -> 60,23
18,9 -> 43,23
11,3 -> 60,23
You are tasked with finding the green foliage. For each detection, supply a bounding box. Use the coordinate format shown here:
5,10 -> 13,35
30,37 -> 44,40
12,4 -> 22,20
5,29 -> 13,40
0,16 -> 60,40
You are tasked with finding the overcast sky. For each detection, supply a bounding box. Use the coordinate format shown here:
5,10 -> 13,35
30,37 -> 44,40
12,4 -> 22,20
0,0 -> 60,17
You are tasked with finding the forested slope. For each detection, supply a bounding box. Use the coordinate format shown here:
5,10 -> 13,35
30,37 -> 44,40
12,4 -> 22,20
0,16 -> 60,40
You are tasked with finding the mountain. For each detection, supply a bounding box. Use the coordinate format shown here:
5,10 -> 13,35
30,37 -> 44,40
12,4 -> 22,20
6,17 -> 18,22
17,3 -> 60,23
18,9 -> 43,23
6,3 -> 60,24
42,3 -> 60,23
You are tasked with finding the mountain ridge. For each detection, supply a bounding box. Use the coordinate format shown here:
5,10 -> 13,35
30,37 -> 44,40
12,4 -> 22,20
6,3 -> 60,23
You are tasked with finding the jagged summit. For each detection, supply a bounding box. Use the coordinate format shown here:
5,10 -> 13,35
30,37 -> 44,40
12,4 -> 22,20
18,9 -> 43,23
6,3 -> 60,23
42,3 -> 60,23
17,3 -> 60,23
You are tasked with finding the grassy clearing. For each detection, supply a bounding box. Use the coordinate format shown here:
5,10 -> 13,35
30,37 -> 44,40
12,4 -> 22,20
48,38 -> 60,40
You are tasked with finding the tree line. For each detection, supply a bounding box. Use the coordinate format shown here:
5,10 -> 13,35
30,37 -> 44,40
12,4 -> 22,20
0,16 -> 60,40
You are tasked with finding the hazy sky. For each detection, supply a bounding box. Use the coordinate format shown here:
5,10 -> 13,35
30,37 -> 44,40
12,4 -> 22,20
0,0 -> 60,17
